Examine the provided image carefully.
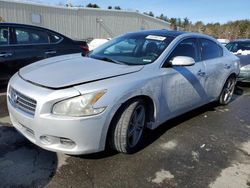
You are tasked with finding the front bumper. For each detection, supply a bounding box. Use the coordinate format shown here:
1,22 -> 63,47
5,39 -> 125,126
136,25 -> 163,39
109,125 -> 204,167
7,74 -> 109,155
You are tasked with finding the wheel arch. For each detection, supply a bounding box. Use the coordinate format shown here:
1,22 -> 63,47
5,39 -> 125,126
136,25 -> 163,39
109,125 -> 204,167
104,94 -> 156,150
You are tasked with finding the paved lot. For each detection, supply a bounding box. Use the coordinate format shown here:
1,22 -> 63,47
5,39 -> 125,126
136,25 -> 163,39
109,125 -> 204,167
0,84 -> 250,188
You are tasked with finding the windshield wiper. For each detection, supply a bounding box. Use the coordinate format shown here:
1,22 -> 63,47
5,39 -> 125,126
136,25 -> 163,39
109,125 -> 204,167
97,57 -> 127,65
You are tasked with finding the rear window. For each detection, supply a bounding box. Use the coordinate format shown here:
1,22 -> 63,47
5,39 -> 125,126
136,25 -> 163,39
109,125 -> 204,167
49,33 -> 62,43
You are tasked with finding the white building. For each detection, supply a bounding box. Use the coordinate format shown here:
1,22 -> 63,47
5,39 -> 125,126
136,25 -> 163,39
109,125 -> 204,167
0,0 -> 171,40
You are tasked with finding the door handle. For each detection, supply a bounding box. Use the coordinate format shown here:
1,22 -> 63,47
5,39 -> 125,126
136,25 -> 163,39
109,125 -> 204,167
0,52 -> 13,57
197,70 -> 206,77
224,64 -> 231,69
45,51 -> 57,55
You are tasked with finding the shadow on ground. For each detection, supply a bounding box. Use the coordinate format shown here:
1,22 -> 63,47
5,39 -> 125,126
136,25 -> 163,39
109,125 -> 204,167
0,120 -> 58,187
80,89 -> 242,159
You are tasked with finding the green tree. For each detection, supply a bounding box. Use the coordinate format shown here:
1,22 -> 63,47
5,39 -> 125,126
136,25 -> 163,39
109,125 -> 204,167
0,16 -> 4,22
183,17 -> 190,31
108,6 -> 112,9
86,3 -> 100,8
177,18 -> 182,27
158,14 -> 168,21
114,6 -> 121,10
148,11 -> 154,17
169,18 -> 177,30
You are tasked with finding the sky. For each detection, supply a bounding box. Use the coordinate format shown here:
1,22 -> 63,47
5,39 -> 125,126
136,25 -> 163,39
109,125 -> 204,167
19,0 -> 250,24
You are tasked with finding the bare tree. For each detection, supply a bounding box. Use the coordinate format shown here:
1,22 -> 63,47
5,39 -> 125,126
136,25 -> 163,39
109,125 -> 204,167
0,16 -> 4,22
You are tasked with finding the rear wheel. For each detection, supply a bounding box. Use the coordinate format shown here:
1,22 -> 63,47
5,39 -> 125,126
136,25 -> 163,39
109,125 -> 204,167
219,76 -> 236,105
111,99 -> 146,154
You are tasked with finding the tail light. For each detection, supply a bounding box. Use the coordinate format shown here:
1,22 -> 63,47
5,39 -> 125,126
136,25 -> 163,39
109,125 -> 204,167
80,44 -> 89,53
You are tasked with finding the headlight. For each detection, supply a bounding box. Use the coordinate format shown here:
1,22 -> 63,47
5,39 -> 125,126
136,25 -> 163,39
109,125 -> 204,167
241,64 -> 250,71
52,90 -> 107,117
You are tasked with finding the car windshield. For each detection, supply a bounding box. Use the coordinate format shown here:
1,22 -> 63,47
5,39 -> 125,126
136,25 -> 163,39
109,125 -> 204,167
226,41 -> 250,53
88,33 -> 175,65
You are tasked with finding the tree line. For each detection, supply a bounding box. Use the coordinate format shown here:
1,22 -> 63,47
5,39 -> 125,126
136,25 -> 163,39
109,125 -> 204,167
164,17 -> 250,40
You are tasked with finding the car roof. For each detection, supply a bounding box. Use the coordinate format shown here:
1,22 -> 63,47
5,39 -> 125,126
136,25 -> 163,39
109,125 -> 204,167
126,29 -> 216,41
231,39 -> 250,43
127,29 -> 186,37
0,22 -> 67,37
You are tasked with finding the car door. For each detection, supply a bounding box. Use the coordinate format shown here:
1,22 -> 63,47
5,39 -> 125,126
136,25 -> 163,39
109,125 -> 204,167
44,32 -> 62,58
199,38 -> 228,100
11,26 -> 50,74
48,32 -> 81,57
0,26 -> 14,82
160,38 -> 208,119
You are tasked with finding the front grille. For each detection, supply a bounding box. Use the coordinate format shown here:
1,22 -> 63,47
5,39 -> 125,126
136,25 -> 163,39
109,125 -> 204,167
9,87 -> 37,115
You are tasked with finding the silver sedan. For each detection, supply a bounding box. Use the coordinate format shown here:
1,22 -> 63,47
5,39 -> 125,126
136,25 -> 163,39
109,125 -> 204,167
7,30 -> 240,155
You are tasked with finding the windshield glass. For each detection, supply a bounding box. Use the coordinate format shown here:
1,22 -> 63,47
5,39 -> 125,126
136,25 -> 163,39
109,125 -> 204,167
88,33 -> 175,65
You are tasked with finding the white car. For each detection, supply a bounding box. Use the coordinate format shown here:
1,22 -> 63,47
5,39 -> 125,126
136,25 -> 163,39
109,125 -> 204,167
88,38 -> 110,51
7,30 -> 240,155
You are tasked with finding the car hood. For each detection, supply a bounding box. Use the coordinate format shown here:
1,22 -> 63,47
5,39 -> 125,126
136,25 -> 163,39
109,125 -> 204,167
19,54 -> 144,89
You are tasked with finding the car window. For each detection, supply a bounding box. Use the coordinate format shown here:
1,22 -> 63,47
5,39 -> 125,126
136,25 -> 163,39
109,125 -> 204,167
238,42 -> 250,51
201,38 -> 222,60
15,28 -> 49,44
0,27 -> 9,45
49,33 -> 62,43
167,38 -> 199,62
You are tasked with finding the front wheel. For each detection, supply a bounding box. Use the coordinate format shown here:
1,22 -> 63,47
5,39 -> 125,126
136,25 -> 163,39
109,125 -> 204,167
219,76 -> 236,105
110,99 -> 146,154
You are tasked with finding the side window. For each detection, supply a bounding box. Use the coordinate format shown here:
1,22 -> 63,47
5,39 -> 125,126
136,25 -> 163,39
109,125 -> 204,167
168,38 -> 199,62
49,33 -> 62,43
0,27 -> 9,45
15,28 -> 49,44
201,38 -> 222,60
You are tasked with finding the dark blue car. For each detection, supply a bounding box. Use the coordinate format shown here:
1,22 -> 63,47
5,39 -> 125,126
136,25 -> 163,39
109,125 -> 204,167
0,23 -> 89,84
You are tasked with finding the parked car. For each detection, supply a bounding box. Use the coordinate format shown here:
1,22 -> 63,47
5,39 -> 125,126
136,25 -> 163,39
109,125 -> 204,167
217,38 -> 230,46
7,30 -> 240,155
0,23 -> 89,84
88,38 -> 110,51
225,39 -> 250,82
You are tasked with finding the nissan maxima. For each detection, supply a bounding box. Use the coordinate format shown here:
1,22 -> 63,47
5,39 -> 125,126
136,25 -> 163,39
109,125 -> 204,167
7,30 -> 240,155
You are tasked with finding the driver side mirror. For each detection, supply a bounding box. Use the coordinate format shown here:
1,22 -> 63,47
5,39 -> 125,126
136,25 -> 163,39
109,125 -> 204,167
171,56 -> 195,66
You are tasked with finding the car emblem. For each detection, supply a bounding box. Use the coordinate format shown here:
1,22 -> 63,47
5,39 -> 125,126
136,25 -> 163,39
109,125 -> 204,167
13,92 -> 18,104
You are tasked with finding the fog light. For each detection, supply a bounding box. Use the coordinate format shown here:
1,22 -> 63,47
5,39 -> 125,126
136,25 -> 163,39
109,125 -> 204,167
40,135 -> 54,144
60,138 -> 75,148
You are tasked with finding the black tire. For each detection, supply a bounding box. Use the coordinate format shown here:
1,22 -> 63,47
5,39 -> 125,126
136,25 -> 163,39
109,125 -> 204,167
110,99 -> 146,154
219,75 -> 236,105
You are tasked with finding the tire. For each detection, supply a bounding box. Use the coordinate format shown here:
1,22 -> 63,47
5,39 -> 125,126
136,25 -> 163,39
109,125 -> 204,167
110,99 -> 146,154
219,75 -> 236,105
